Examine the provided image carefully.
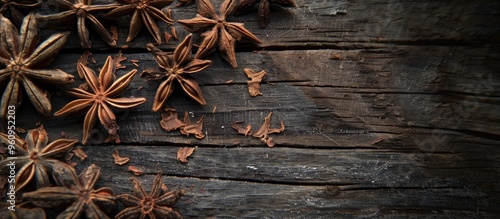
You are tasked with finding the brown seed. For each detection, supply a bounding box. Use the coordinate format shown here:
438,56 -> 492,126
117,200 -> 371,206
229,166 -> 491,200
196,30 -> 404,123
113,149 -> 130,165
164,31 -> 172,44
177,147 -> 195,163
171,27 -> 178,40
128,166 -> 144,176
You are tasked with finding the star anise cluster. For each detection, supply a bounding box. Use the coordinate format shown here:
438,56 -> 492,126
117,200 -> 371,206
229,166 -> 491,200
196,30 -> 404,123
178,0 -> 262,68
0,13 -> 74,120
105,0 -> 174,44
0,125 -> 78,191
54,53 -> 146,145
235,0 -> 297,28
36,0 -> 119,48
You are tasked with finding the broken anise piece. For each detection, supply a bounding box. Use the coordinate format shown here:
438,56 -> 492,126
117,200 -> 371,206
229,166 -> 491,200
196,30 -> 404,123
128,165 -> 144,176
0,14 -> 73,119
235,0 -> 297,28
23,163 -> 116,219
180,111 -> 205,139
0,125 -> 78,191
177,147 -> 195,163
105,0 -> 174,44
141,34 -> 211,111
54,54 -> 146,145
116,173 -> 185,219
113,149 -> 130,165
35,0 -> 119,48
252,112 -> 284,147
231,121 -> 252,136
178,0 -> 262,68
244,68 -> 267,96
160,109 -> 185,131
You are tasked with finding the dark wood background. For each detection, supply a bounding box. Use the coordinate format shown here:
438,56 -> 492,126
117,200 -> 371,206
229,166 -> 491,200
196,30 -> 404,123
4,0 -> 500,217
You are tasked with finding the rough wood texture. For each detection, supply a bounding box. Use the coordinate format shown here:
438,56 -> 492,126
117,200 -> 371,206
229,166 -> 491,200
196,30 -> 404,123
2,0 -> 500,218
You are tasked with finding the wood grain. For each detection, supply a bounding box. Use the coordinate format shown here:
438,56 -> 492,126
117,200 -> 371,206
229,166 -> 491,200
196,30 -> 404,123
2,0 -> 500,217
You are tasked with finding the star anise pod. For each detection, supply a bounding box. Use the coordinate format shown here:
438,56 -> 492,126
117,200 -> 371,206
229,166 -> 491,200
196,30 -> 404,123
116,173 -> 185,219
235,0 -> 296,28
0,0 -> 41,25
36,0 -> 119,48
23,163 -> 116,219
178,0 -> 262,68
0,14 -> 73,119
0,125 -> 78,191
141,34 -> 211,111
54,54 -> 146,145
105,0 -> 173,44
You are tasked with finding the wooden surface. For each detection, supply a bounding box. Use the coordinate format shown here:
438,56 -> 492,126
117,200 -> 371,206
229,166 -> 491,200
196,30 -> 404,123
3,0 -> 500,218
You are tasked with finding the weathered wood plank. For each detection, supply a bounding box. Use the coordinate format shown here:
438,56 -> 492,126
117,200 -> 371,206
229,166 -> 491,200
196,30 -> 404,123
36,0 -> 500,49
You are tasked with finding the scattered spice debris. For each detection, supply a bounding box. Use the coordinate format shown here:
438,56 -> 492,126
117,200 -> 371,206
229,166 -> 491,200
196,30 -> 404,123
244,68 -> 267,97
177,147 -> 195,163
232,121 -> 252,136
180,112 -> 205,139
330,54 -> 343,60
226,79 -> 234,84
72,147 -> 88,161
212,106 -> 217,113
371,136 -> 386,145
115,173 -> 185,219
252,112 -> 285,147
128,166 -> 144,176
160,109 -> 185,131
113,149 -> 130,165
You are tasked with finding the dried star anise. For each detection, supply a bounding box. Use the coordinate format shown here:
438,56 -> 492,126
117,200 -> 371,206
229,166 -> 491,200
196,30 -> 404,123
105,0 -> 174,44
0,14 -> 73,119
235,0 -> 297,28
0,125 -> 78,191
141,34 -> 211,111
178,0 -> 262,68
54,54 -> 146,145
0,0 -> 41,25
23,163 -> 116,219
116,173 -> 185,219
36,0 -> 119,48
